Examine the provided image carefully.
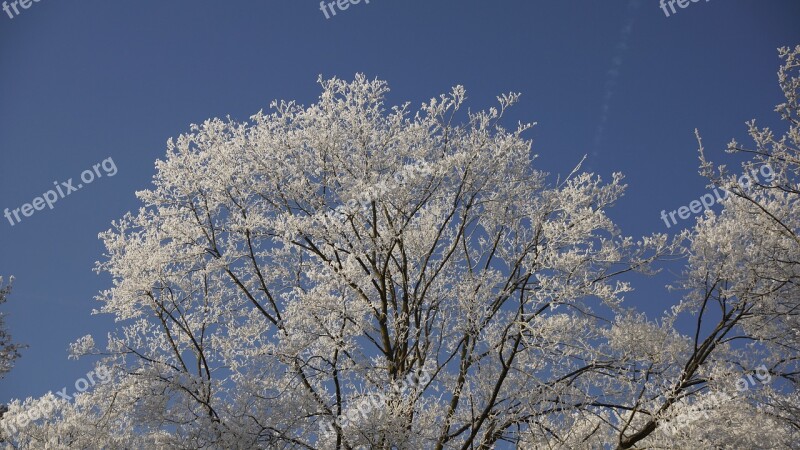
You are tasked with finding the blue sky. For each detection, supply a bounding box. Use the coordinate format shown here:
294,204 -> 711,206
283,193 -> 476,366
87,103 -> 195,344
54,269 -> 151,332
1,0 -> 799,404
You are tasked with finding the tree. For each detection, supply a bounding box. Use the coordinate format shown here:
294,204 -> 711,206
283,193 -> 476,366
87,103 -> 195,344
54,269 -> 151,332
0,276 -> 22,381
686,44 -> 800,440
598,45 -> 800,449
2,55 -> 798,447
0,275 -> 24,445
0,75 -> 683,448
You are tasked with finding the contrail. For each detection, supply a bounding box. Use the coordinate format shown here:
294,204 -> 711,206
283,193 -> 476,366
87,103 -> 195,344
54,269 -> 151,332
592,0 -> 640,159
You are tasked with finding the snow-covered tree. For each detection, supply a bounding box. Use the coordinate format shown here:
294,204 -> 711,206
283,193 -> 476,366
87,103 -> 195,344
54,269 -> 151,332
0,276 -> 22,380
0,75 -> 684,448
604,45 -> 800,449
0,275 -> 25,445
689,44 -> 800,438
3,49 -> 799,447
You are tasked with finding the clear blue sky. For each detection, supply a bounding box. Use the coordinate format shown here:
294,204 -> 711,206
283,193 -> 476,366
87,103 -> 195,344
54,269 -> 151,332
1,0 -> 799,404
